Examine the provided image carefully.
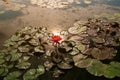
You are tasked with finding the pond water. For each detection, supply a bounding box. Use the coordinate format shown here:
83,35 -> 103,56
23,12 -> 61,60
0,0 -> 120,80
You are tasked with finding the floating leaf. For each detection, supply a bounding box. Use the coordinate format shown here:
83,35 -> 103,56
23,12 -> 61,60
69,47 -> 79,55
75,58 -> 94,68
10,35 -> 20,41
4,71 -> 21,80
23,69 -> 37,80
86,60 -> 107,76
0,58 -> 5,64
57,61 -> 73,69
4,40 -> 16,47
0,67 -> 5,75
68,26 -> 87,34
36,65 -> 45,75
18,56 -> 30,62
16,62 -> 31,69
0,67 -> 8,76
34,46 -> 44,53
103,66 -> 116,78
10,50 -> 22,61
60,30 -> 69,36
18,45 -> 30,53
75,43 -> 86,53
4,54 -> 11,61
28,39 -> 39,46
109,62 -> 120,77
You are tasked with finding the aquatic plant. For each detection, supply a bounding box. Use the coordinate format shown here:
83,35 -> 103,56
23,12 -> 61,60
0,19 -> 120,79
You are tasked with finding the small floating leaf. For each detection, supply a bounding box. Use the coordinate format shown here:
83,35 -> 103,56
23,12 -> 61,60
57,61 -> 73,69
16,62 -> 31,69
4,71 -> 21,80
36,65 -> 45,75
10,50 -> 22,61
23,69 -> 37,80
69,47 -> 79,55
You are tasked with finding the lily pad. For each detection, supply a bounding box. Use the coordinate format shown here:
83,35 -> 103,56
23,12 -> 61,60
91,47 -> 116,60
103,66 -> 116,78
87,29 -> 97,37
75,58 -> 94,68
109,62 -> 120,77
28,39 -> 39,46
23,69 -> 37,80
69,47 -> 79,55
60,30 -> 69,36
44,61 -> 54,70
36,65 -> 45,75
10,34 -> 21,42
34,46 -> 45,53
75,43 -> 86,53
4,54 -> 11,61
0,67 -> 5,75
19,56 -> 30,62
16,62 -> 31,69
10,50 -> 22,61
68,35 -> 83,42
57,61 -> 73,69
73,54 -> 87,62
53,69 -> 64,77
4,71 -> 21,80
86,60 -> 107,76
73,53 -> 93,68
0,67 -> 9,76
92,37 -> 105,44
68,26 -> 87,34
0,52 -> 5,64
4,40 -> 16,47
18,45 -> 30,53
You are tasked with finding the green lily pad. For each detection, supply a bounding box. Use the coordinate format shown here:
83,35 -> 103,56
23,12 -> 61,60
0,67 -> 9,76
75,58 -> 94,68
34,46 -> 44,53
0,67 -> 5,75
0,58 -> 5,64
75,43 -> 86,53
16,62 -> 31,69
10,50 -> 22,61
69,47 -> 79,55
57,62 -> 73,69
109,62 -> 120,77
18,56 -> 30,62
23,69 -> 37,80
4,54 -> 11,61
10,35 -> 20,42
4,40 -> 16,47
86,60 -> 107,76
18,45 -> 30,53
28,39 -> 39,46
103,66 -> 116,79
36,65 -> 45,75
4,71 -> 21,80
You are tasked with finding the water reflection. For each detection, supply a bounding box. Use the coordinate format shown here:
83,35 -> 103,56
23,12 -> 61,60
0,10 -> 23,20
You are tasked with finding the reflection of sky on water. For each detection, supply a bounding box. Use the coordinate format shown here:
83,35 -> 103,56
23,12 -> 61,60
105,0 -> 120,7
0,0 -> 120,21
0,10 -> 22,20
70,0 -> 120,7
